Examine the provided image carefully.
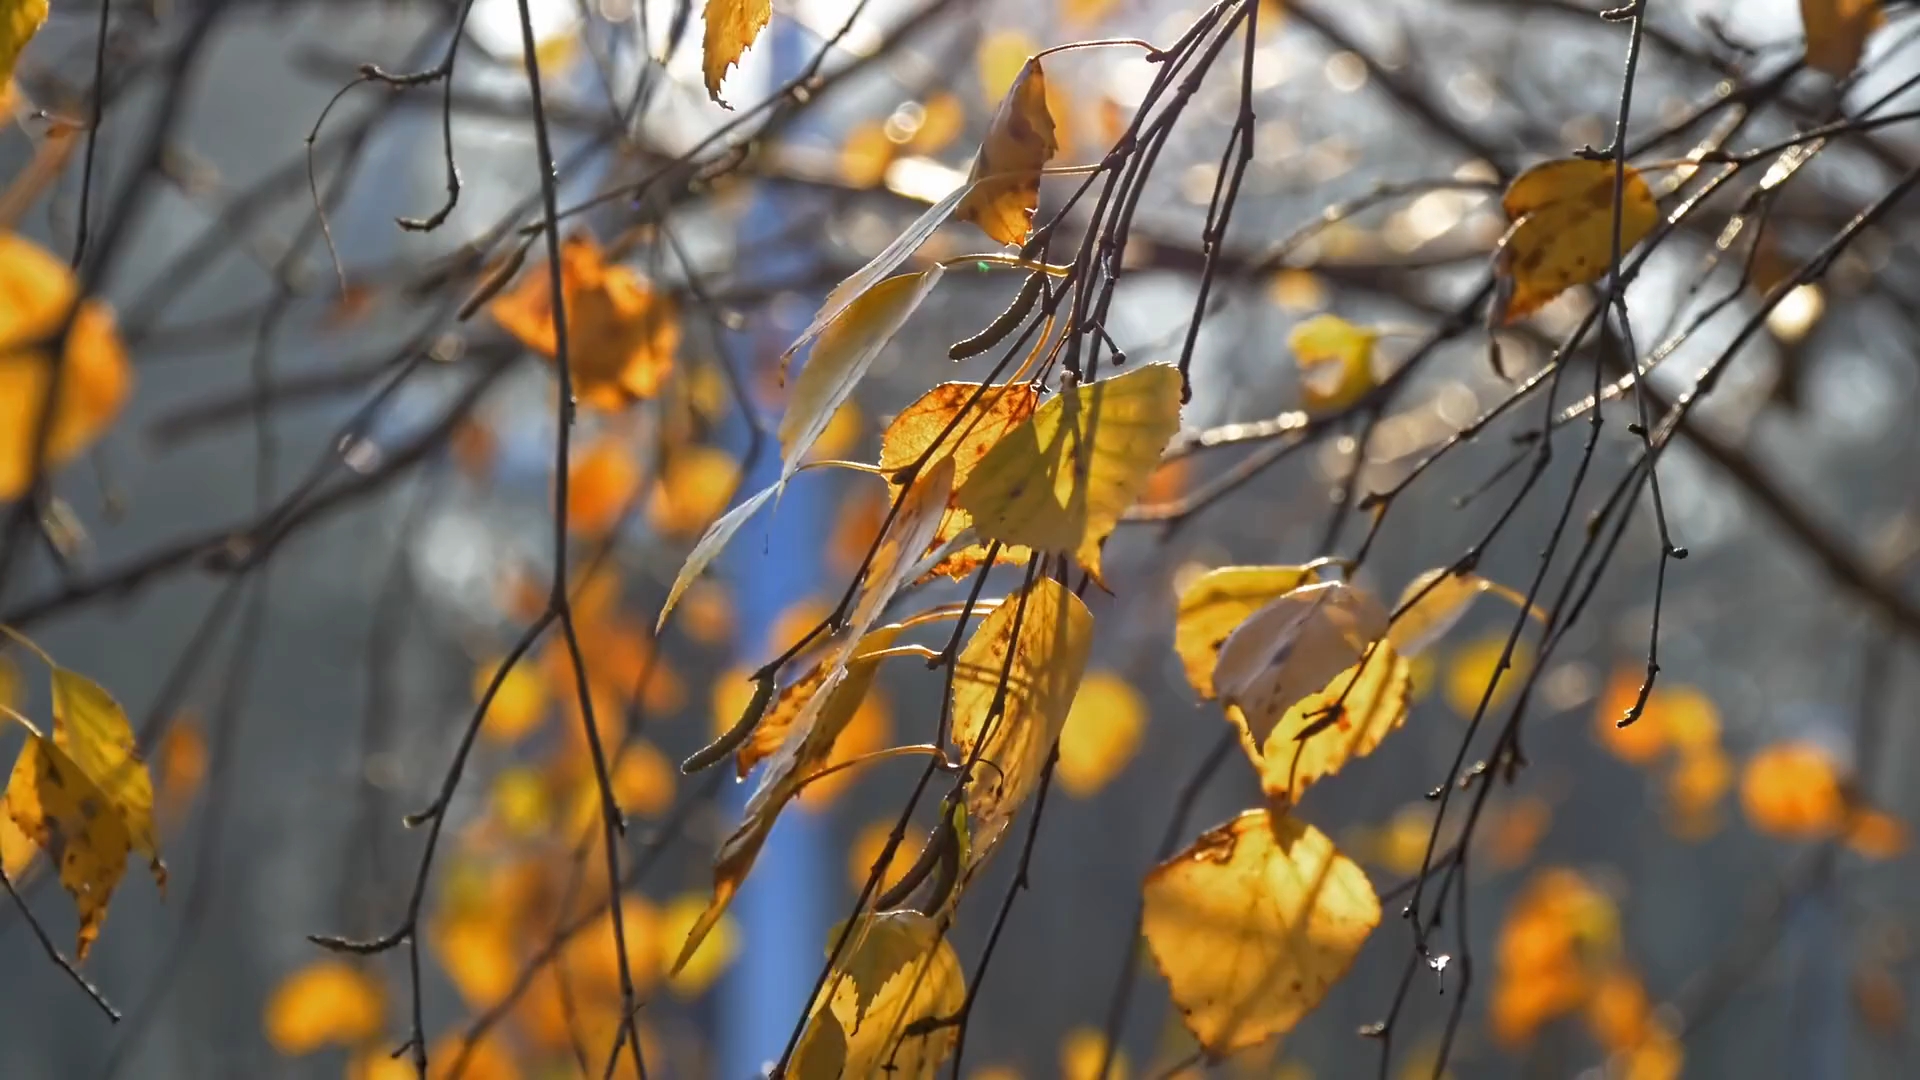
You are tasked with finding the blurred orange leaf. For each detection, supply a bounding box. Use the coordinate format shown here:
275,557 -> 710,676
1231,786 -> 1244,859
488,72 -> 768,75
566,438 -> 643,536
1492,159 -> 1658,325
1739,741 -> 1847,839
649,444 -> 741,538
1491,867 -> 1620,1047
476,657 -> 549,745
490,235 -> 678,410
1141,809 -> 1380,1054
1055,671 -> 1145,798
1487,794 -> 1552,871
1592,669 -> 1721,766
263,961 -> 384,1055
958,55 -> 1058,246
1844,808 -> 1907,860
848,818 -> 917,895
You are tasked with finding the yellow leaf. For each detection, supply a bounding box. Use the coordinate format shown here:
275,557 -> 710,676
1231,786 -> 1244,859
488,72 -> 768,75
2,2 -> 47,86
1389,567 -> 1544,659
4,736 -> 128,957
909,93 -> 966,155
1060,1026 -> 1128,1080
701,0 -> 771,105
1441,634 -> 1532,718
489,234 -> 678,411
655,480 -> 778,631
1739,741 -> 1847,838
476,657 -> 549,745
1802,0 -> 1883,77
1252,643 -> 1413,810
780,269 -> 944,479
1171,564 -> 1323,699
1141,808 -> 1380,1055
1061,0 -> 1119,30
566,437 -> 643,536
611,740 -> 676,818
0,232 -> 134,500
1359,802 -> 1434,878
661,890 -> 740,997
1055,671 -> 1145,798
799,685 -> 892,809
957,56 -> 1058,246
879,381 -> 1041,578
848,818 -> 917,895
976,30 -> 1039,102
677,579 -> 735,645
47,667 -> 164,891
1288,314 -> 1377,414
1492,159 -> 1658,325
1212,580 -> 1388,750
794,911 -> 966,1080
263,960 -> 385,1055
489,766 -> 554,837
953,576 -> 1093,861
429,908 -> 520,1010
841,121 -> 898,188
647,444 -> 740,537
1584,966 -> 1652,1055
1844,808 -> 1908,860
957,363 -> 1183,582
1663,745 -> 1731,841
846,456 -> 956,640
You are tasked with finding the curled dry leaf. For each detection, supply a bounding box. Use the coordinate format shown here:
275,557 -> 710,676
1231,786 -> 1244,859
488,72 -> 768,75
1288,314 -> 1378,414
1141,808 -> 1380,1055
1,232 -> 134,500
780,268 -> 946,480
701,0 -> 772,106
4,735 -> 130,959
1250,643 -> 1414,811
952,576 -> 1093,863
1388,567 -> 1545,659
1172,564 -> 1323,699
1491,159 -> 1658,326
879,381 -> 1041,578
1213,580 -> 1388,749
956,57 -> 1059,246
793,911 -> 966,1079
1802,0 -> 1884,77
489,234 -> 679,410
958,363 -> 1183,583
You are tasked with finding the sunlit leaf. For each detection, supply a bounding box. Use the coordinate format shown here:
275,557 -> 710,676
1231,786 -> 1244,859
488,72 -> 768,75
1251,643 -> 1413,810
953,576 -> 1094,861
847,457 -> 956,641
958,364 -> 1183,582
1802,0 -> 1884,77
489,234 -> 678,410
781,269 -> 944,480
1,232 -> 134,500
1845,808 -> 1908,860
957,56 -> 1058,246
794,911 -> 965,1080
610,740 -> 676,818
656,480 -> 778,631
848,818 -> 917,895
2,2 -> 47,86
1141,808 -> 1380,1054
3,735 -> 128,958
430,908 -> 520,1010
1441,634 -> 1532,718
880,380 -> 1041,578
1388,567 -> 1544,659
48,667 -> 164,890
1055,671 -> 1145,798
1289,314 -> 1377,414
1491,867 -> 1620,1046
263,960 -> 384,1055
1492,159 -> 1659,325
489,766 -> 554,838
1663,745 -> 1731,842
1592,669 -> 1720,765
1060,1026 -> 1128,1080
661,890 -> 740,997
1213,580 -> 1388,751
701,0 -> 771,105
1172,564 -> 1323,699
476,657 -> 549,745
647,444 -> 740,537
1739,741 -> 1847,839
566,437 -> 643,536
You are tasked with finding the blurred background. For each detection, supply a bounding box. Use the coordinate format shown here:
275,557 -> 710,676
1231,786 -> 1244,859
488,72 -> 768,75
1,0 -> 1918,1077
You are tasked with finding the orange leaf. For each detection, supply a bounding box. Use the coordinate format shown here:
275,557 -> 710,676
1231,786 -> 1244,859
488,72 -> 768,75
957,55 -> 1058,246
1739,741 -> 1847,838
1802,0 -> 1884,77
566,438 -> 643,536
490,234 -> 678,411
701,0 -> 771,105
263,961 -> 385,1055
1055,671 -> 1145,798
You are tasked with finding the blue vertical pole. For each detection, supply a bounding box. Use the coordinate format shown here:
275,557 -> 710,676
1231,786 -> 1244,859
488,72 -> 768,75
715,21 -> 831,1080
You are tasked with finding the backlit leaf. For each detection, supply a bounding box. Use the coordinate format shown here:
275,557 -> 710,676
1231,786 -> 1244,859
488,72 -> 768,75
1492,159 -> 1658,325
1141,808 -> 1380,1054
1802,0 -> 1883,77
1251,643 -> 1413,810
1,232 -> 134,500
957,56 -> 1058,246
880,380 -> 1041,577
489,234 -> 678,410
701,0 -> 771,105
780,269 -> 945,480
1172,564 -> 1323,699
647,444 -> 739,537
50,667 -> 164,890
1213,580 -> 1389,750
1288,314 -> 1377,414
1739,741 -> 1846,838
1055,671 -> 1145,798
741,626 -> 906,777
1592,668 -> 1720,765
958,363 -> 1183,582
430,909 -> 520,1010
661,890 -> 740,997
1388,567 -> 1544,659
565,437 -> 643,536
263,960 -> 384,1055
1442,634 -> 1532,718
952,576 -> 1094,861
656,480 -> 778,631
2,2 -> 47,85
1060,1026 -> 1128,1080
4,735 -> 128,958
1491,867 -> 1619,1046
794,911 -> 965,1079
476,657 -> 549,745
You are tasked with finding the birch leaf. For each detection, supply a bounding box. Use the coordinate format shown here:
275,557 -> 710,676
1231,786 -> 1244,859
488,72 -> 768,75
656,480 -> 778,631
1142,809 -> 1380,1054
701,0 -> 772,106
489,234 -> 678,410
1252,643 -> 1414,810
1173,565 -> 1324,699
952,576 -> 1093,862
879,381 -> 1041,576
2,1 -> 46,88
956,57 -> 1058,246
1213,581 -> 1388,750
1289,314 -> 1378,414
4,735 -> 130,959
957,363 -> 1182,583
780,269 -> 945,480
794,911 -> 965,1079
1492,159 -> 1658,325
51,668 -> 165,891
1388,567 -> 1544,659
